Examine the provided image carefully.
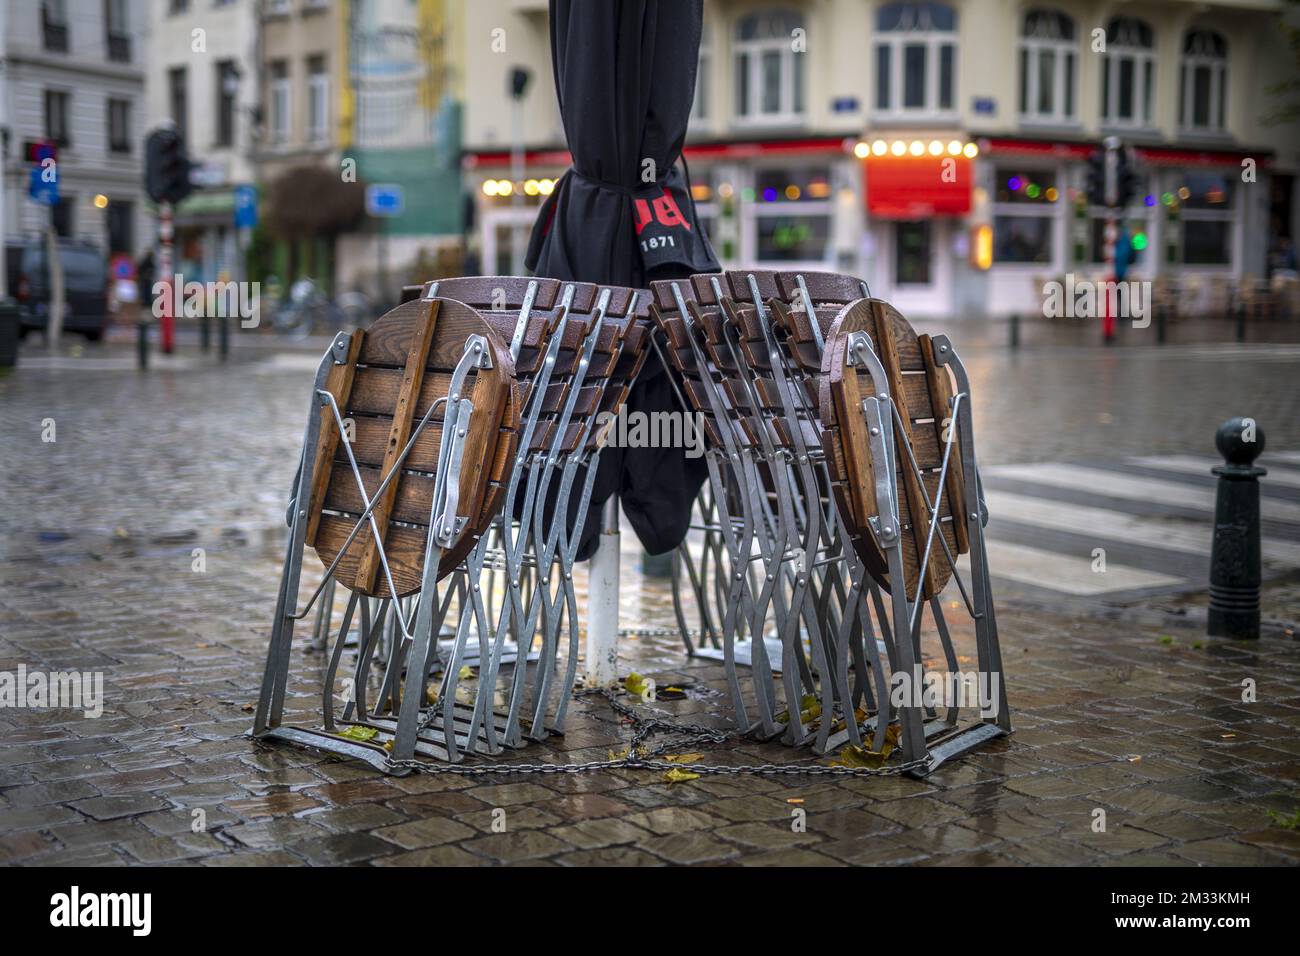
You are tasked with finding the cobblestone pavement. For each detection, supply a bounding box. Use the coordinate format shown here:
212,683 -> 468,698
2,328 -> 1299,866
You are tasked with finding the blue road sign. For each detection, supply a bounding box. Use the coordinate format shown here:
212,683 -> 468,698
366,184 -> 405,218
234,184 -> 258,229
30,162 -> 59,205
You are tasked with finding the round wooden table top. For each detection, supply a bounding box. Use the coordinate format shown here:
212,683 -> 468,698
308,296 -> 519,598
819,297 -> 967,602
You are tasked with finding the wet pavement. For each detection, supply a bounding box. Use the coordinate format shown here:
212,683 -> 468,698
2,322 -> 1299,866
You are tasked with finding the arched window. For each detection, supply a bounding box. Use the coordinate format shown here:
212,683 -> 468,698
1180,29 -> 1227,131
1100,17 -> 1155,127
874,2 -> 958,116
1018,9 -> 1076,122
734,10 -> 805,124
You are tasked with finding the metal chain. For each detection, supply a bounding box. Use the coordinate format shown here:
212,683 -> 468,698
383,686 -> 932,778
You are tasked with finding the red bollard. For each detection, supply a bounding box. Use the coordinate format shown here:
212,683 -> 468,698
1102,272 -> 1116,344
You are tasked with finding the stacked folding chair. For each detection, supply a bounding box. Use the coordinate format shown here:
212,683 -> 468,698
253,277 -> 651,772
653,270 -> 1011,773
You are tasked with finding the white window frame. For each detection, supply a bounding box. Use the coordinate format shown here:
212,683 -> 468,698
1175,171 -> 1238,271
691,25 -> 711,126
1101,17 -> 1156,129
991,163 -> 1065,268
307,61 -> 330,146
1179,30 -> 1228,133
873,2 -> 958,121
745,163 -> 835,270
1018,10 -> 1077,124
733,10 -> 805,127
269,63 -> 291,146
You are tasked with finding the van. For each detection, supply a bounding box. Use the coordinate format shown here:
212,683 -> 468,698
5,239 -> 110,341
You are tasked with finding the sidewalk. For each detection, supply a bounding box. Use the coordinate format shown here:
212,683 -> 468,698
1,524 -> 1297,867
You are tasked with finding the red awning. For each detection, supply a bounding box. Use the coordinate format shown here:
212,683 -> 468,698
464,136 -> 851,169
983,136 -> 1271,169
865,154 -> 972,218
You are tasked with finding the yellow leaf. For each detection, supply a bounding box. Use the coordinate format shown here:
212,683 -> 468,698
623,672 -> 647,697
335,725 -> 379,742
662,753 -> 703,764
829,724 -> 902,769
426,686 -> 439,705
383,740 -> 394,752
458,665 -> 474,681
663,767 -> 700,784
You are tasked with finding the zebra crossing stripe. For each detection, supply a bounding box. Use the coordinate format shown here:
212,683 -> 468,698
984,462 -> 1300,524
981,489 -> 1300,568
1128,455 -> 1300,491
975,541 -> 1183,595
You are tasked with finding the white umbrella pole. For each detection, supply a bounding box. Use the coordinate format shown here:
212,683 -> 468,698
584,495 -> 621,686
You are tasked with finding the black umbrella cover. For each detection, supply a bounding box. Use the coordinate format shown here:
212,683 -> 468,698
525,0 -> 720,559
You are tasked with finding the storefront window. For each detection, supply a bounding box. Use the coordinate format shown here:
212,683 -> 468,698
752,166 -> 833,265
993,167 -> 1059,263
995,216 -> 1052,263
874,3 -> 958,118
1178,172 -> 1234,266
1183,220 -> 1231,265
757,215 -> 831,262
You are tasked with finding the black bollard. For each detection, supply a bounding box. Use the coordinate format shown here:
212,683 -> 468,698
1208,417 -> 1266,639
1235,303 -> 1246,343
1156,308 -> 1166,345
137,318 -> 149,371
1009,313 -> 1020,349
200,314 -> 211,352
218,314 -> 229,360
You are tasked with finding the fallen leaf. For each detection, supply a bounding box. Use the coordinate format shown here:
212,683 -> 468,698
663,767 -> 700,784
623,672 -> 647,697
662,753 -> 703,764
829,724 -> 902,769
335,725 -> 379,742
458,665 -> 474,680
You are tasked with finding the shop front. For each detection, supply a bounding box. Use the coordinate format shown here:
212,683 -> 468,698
858,136 -> 976,317
981,137 -> 1266,316
465,137 -> 865,282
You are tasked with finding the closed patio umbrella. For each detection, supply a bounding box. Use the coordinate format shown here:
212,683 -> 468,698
526,0 -> 719,561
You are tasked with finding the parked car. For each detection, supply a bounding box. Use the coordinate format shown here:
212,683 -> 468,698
4,239 -> 110,341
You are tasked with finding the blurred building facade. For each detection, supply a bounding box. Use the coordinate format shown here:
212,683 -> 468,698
462,0 -> 1300,317
146,0 -> 260,284
334,0 -> 465,295
0,0 -> 148,258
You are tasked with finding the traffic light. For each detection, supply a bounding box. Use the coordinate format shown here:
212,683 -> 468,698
144,127 -> 194,205
1116,147 -> 1140,209
1085,149 -> 1105,208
